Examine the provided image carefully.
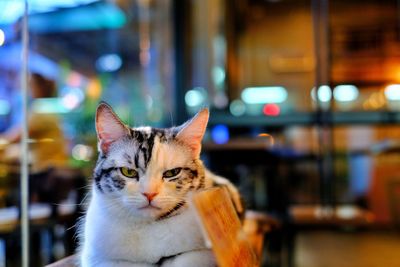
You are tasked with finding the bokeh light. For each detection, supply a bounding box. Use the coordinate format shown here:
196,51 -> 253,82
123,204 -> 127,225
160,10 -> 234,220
72,144 -> 94,161
333,85 -> 359,102
229,99 -> 246,116
185,87 -> 206,107
212,66 -> 225,86
60,87 -> 85,110
263,103 -> 280,116
96,53 -> 122,72
241,86 -> 288,104
213,93 -> 228,109
87,78 -> 102,100
311,85 -> 332,102
211,124 -> 230,144
384,84 -> 400,101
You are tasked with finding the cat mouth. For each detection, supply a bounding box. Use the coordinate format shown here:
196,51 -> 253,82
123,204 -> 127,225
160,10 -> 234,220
138,204 -> 161,210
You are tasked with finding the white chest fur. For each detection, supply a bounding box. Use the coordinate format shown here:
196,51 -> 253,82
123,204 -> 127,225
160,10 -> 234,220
80,193 -> 207,266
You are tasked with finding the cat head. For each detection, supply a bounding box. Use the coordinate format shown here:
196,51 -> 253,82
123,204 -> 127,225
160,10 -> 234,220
92,102 -> 209,221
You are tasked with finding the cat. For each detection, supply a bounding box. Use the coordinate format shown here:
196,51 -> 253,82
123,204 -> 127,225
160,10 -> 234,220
78,102 -> 243,267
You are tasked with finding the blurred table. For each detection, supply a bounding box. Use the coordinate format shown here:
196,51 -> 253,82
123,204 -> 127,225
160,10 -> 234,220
283,204 -> 375,267
290,204 -> 375,226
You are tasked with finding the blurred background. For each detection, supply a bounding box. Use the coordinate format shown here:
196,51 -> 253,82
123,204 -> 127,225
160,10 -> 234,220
1,0 -> 400,266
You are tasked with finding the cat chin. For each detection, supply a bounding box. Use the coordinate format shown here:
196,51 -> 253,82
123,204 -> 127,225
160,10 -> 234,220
130,207 -> 163,220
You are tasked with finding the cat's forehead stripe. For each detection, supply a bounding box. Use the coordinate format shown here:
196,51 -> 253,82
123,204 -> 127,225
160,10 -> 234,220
130,128 -> 165,170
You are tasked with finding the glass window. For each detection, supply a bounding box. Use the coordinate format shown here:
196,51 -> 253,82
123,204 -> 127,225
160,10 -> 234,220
2,0 -> 400,266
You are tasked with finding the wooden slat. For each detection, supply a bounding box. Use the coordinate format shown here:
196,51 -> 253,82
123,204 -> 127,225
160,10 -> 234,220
192,187 -> 259,267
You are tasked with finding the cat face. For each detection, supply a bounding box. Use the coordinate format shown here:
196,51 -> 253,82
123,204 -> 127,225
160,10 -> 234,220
92,102 -> 209,220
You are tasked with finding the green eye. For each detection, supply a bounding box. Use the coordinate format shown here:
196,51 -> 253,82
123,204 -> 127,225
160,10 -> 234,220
120,167 -> 138,179
163,168 -> 182,178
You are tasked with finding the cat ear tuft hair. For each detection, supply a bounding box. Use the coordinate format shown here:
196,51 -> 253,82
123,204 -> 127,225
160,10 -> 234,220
96,102 -> 128,154
176,108 -> 209,158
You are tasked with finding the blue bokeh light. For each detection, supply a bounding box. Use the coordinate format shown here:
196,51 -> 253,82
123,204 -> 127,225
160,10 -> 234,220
211,124 -> 229,144
96,53 -> 122,72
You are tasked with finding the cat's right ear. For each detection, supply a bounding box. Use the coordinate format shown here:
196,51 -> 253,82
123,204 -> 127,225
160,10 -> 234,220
95,102 -> 129,154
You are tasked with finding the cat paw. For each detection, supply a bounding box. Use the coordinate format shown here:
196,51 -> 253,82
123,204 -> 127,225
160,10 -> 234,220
160,249 -> 216,267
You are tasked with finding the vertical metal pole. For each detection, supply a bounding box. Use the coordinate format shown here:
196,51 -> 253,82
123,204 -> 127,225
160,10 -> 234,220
21,1 -> 30,267
173,0 -> 191,124
312,0 -> 334,207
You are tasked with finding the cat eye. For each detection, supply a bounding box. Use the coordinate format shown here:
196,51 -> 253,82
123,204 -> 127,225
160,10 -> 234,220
120,167 -> 139,179
163,168 -> 182,178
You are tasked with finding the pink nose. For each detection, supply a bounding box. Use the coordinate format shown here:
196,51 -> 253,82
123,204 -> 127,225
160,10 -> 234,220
143,192 -> 158,202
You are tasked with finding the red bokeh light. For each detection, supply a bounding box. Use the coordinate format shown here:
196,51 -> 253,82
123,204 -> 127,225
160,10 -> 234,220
263,104 -> 280,116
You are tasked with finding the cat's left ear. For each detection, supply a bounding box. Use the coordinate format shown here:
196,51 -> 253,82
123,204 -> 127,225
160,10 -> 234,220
176,108 -> 209,157
96,102 -> 129,154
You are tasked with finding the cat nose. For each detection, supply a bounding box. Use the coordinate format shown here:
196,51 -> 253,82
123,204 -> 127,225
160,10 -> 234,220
143,192 -> 158,202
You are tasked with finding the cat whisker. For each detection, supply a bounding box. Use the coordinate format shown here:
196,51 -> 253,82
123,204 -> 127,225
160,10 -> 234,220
77,184 -> 92,191
79,193 -> 91,206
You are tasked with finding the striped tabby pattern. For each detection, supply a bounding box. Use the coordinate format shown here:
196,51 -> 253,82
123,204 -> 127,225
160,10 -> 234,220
79,102 -> 242,267
92,125 -> 207,220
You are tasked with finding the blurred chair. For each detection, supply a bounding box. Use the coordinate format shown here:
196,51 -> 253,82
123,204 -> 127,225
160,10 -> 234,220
243,210 -> 281,263
0,166 -> 86,266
